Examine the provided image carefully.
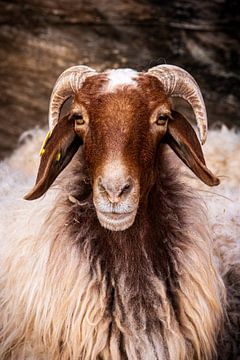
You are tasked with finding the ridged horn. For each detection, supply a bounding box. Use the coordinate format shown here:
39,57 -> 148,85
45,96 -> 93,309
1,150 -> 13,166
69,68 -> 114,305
48,65 -> 97,130
147,64 -> 208,144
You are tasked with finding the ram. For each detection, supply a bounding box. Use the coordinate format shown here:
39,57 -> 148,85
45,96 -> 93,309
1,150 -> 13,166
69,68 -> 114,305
0,65 -> 239,359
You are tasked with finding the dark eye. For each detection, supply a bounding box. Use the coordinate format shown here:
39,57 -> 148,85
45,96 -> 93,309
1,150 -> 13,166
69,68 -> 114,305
156,114 -> 169,125
72,113 -> 85,125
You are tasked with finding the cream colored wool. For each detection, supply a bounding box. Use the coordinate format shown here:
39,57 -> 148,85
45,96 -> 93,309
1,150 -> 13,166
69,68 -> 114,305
183,126 -> 240,273
0,126 -> 239,359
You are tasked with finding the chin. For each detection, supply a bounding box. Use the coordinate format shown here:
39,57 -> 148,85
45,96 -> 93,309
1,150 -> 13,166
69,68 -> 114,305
96,210 -> 137,231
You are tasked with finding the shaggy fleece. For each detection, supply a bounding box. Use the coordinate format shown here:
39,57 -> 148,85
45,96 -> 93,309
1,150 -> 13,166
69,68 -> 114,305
0,126 -> 239,359
183,126 -> 240,358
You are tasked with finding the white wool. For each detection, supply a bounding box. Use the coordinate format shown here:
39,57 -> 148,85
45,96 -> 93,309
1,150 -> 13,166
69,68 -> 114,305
181,126 -> 240,274
105,68 -> 137,91
0,128 -> 58,263
5,128 -> 46,177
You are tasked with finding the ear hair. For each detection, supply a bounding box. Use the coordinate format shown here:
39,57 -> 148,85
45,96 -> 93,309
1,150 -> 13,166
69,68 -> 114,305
24,115 -> 82,200
165,111 -> 220,186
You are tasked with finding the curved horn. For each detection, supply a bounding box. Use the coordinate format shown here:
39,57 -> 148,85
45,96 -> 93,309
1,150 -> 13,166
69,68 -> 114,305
49,65 -> 97,130
147,65 -> 208,144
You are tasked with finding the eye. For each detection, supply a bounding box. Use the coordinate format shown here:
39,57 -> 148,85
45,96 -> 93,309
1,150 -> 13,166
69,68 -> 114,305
72,113 -> 85,125
156,114 -> 169,125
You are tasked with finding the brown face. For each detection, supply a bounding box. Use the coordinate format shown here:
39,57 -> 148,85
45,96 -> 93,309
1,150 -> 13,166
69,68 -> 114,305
72,75 -> 171,231
24,71 -> 220,231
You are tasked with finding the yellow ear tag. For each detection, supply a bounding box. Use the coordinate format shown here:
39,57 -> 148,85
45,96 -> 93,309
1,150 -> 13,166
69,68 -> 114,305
56,152 -> 61,162
39,131 -> 52,156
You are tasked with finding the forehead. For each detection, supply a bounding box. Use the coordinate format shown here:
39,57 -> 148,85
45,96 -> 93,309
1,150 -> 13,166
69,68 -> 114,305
74,69 -> 170,115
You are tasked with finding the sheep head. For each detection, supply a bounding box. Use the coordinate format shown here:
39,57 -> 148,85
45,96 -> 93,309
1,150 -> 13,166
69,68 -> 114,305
24,65 -> 220,231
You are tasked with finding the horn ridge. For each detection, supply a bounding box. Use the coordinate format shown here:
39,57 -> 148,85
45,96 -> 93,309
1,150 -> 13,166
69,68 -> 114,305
48,65 -> 97,131
147,64 -> 208,144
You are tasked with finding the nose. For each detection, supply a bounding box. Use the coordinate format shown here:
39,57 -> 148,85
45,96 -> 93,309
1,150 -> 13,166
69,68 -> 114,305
97,176 -> 134,203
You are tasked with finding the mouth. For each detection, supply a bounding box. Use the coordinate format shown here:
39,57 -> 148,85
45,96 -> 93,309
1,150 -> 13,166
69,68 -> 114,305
96,209 -> 137,231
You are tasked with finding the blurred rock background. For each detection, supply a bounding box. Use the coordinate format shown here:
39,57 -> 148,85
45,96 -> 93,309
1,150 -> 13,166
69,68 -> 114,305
0,0 -> 239,158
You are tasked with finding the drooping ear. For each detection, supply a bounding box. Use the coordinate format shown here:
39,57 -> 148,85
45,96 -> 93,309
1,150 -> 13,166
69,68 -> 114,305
165,111 -> 220,186
24,115 -> 82,200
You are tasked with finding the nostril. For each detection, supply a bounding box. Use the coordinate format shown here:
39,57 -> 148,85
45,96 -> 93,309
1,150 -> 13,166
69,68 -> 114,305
120,178 -> 134,196
97,176 -> 134,203
97,177 -> 106,193
122,184 -> 130,193
120,184 -> 130,195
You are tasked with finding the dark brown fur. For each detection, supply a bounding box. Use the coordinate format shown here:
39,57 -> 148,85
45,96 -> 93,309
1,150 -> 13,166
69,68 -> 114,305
75,76 -> 169,187
64,146 -> 195,351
